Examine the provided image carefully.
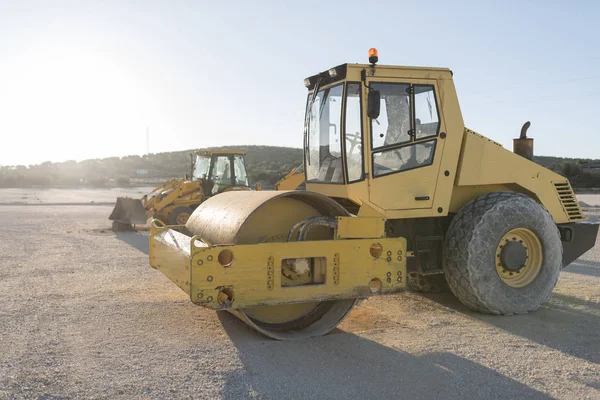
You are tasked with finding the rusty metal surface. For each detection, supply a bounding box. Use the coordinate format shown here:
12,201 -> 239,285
513,138 -> 534,160
185,190 -> 349,245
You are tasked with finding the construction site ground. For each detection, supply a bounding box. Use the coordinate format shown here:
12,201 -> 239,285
0,188 -> 599,399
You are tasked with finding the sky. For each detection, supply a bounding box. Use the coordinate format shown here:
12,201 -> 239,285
0,0 -> 599,166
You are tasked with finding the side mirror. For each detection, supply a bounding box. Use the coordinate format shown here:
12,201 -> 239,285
367,89 -> 380,119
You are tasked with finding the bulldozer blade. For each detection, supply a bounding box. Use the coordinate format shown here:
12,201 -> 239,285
109,197 -> 148,225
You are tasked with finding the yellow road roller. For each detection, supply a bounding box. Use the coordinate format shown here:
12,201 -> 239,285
149,49 -> 599,340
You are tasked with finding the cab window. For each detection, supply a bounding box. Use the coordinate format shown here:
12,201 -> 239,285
372,140 -> 436,177
414,85 -> 440,139
305,83 -> 344,183
233,155 -> 249,186
371,83 -> 411,149
345,83 -> 364,182
370,82 -> 440,178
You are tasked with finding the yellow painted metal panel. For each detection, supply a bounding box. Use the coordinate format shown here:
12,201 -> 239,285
149,226 -> 196,294
305,183 -> 351,201
149,221 -> 406,310
346,64 -> 452,79
335,216 -> 385,239
275,168 -> 305,190
454,130 -> 577,223
428,77 -> 466,215
188,237 -> 406,309
448,184 -> 519,213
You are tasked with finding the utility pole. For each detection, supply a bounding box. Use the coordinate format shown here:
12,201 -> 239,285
146,126 -> 150,155
146,126 -> 150,184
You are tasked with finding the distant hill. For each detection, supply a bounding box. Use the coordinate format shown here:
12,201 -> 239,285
533,156 -> 600,189
0,145 -> 598,189
0,145 -> 303,188
534,155 -> 599,169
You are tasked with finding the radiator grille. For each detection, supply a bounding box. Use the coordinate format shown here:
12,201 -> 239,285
554,182 -> 584,221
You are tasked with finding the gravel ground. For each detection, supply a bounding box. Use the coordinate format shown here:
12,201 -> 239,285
0,187 -> 155,205
0,191 -> 598,399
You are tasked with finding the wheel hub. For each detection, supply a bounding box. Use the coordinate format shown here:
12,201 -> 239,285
499,241 -> 528,271
495,228 -> 543,288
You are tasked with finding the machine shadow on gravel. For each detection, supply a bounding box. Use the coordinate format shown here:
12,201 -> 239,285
422,291 -> 600,365
115,231 -> 149,255
217,312 -> 550,400
565,259 -> 600,277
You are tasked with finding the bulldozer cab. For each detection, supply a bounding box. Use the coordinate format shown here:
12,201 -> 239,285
303,61 -> 462,218
192,151 -> 250,195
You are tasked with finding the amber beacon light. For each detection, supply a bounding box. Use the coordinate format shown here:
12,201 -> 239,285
368,48 -> 379,64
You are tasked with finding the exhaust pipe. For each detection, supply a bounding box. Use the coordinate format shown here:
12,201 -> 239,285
513,121 -> 534,160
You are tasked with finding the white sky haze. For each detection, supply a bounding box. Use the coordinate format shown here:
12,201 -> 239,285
0,0 -> 599,166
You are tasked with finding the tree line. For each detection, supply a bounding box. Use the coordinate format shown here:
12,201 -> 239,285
0,146 -> 598,189
0,146 -> 303,188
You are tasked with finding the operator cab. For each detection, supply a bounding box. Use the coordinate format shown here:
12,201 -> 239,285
192,151 -> 250,195
302,49 -> 454,216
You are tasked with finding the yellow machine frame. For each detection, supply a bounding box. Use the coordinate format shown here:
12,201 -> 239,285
150,63 -> 584,307
150,219 -> 406,309
147,54 -> 597,339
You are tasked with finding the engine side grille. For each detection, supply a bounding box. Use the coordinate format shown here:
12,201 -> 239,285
554,182 -> 584,221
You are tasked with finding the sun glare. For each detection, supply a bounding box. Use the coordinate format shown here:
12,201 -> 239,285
0,42 -> 153,165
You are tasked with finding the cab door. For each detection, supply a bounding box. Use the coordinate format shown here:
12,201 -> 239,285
367,79 -> 446,211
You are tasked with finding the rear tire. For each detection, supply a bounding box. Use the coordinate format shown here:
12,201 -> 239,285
167,206 -> 193,225
443,192 -> 562,314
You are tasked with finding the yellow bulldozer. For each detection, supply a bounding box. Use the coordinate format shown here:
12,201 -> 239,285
148,49 -> 598,340
109,150 -> 251,230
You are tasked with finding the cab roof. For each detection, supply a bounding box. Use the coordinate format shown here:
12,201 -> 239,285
304,63 -> 453,91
